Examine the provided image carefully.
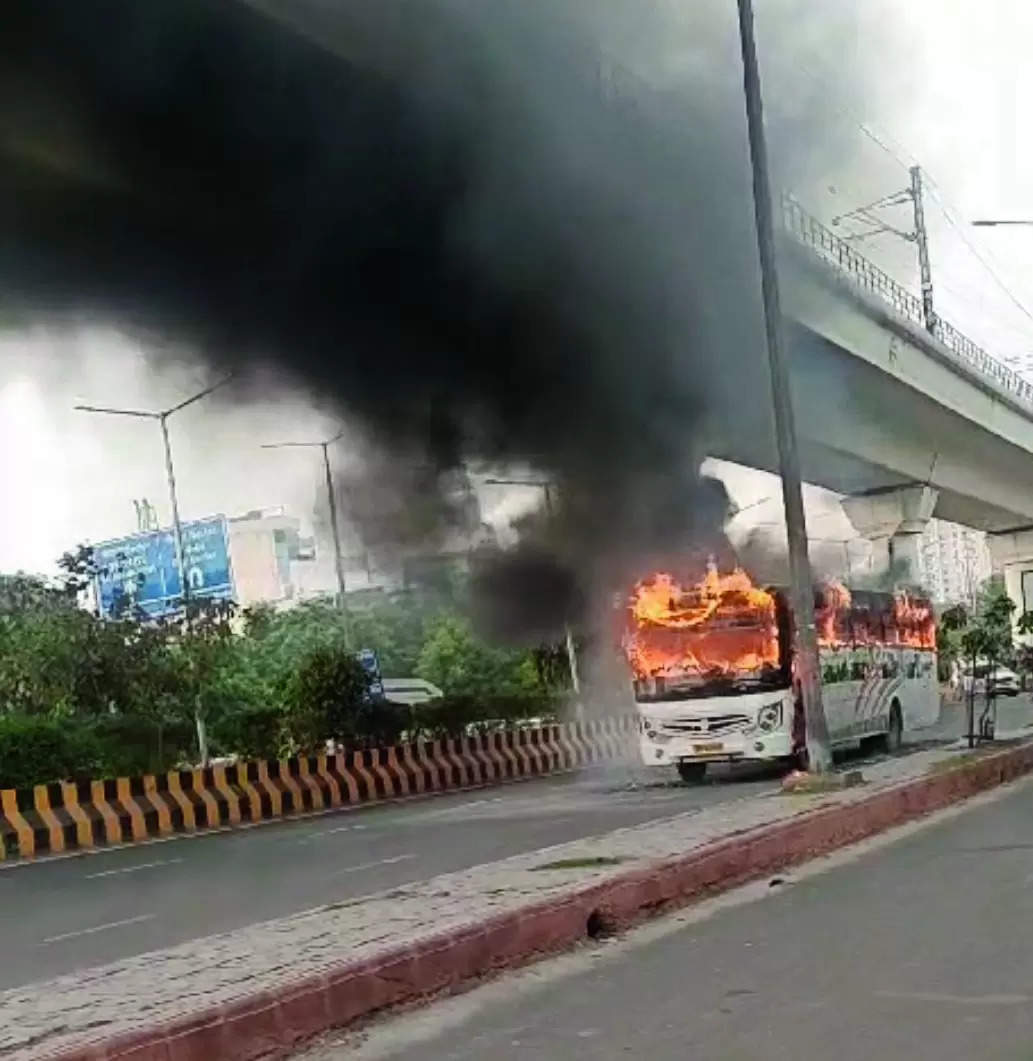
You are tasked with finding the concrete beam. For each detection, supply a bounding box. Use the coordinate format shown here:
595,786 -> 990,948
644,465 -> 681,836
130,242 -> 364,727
987,528 -> 1033,642
841,485 -> 937,583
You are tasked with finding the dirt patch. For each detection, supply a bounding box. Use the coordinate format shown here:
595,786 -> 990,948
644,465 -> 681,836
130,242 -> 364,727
530,856 -> 627,872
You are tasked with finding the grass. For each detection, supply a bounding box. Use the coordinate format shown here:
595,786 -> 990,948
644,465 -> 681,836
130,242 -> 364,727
530,856 -> 626,872
778,769 -> 866,795
927,746 -> 1003,774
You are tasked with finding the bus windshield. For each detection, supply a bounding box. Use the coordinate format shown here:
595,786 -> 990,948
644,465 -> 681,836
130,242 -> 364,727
624,568 -> 789,702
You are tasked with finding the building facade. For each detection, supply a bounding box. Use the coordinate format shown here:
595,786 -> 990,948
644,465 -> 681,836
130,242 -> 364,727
226,508 -> 324,608
917,518 -> 991,606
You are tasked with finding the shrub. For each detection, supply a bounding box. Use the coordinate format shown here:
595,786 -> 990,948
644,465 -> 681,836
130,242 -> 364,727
210,704 -> 285,762
0,715 -> 102,789
87,714 -> 195,776
284,645 -> 372,750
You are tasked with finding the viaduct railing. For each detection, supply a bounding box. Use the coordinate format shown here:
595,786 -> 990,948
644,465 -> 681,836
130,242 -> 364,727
781,195 -> 1033,411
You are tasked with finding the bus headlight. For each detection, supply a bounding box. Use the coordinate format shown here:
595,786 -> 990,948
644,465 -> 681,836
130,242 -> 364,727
757,702 -> 783,732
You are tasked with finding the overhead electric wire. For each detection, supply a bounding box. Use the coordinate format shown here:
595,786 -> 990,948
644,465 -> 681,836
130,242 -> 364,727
777,57 -> 1033,348
923,177 -> 1033,333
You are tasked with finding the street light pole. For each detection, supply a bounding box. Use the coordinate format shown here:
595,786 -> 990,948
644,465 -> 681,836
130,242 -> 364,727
261,432 -> 351,646
76,377 -> 232,767
735,0 -> 830,770
321,442 -> 348,609
482,477 -> 581,705
159,413 -> 189,614
541,483 -> 582,702
74,376 -> 232,620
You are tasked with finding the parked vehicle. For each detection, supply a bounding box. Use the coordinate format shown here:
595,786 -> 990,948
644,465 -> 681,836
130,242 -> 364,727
960,662 -> 1021,697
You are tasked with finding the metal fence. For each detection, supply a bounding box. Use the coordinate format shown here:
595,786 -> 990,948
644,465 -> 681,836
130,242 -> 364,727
781,195 -> 1033,410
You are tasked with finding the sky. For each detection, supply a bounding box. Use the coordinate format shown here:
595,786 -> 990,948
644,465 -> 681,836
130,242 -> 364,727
2,0 -> 1031,577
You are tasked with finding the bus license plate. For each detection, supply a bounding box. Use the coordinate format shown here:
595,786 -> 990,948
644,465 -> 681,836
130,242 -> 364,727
693,742 -> 723,753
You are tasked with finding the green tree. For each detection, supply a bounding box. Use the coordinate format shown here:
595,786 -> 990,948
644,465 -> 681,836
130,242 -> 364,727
283,644 -> 382,751
414,614 -> 557,736
943,579 -> 1017,743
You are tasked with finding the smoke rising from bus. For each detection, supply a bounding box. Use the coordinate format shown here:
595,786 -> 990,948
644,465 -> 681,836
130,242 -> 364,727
1,1 -> 891,638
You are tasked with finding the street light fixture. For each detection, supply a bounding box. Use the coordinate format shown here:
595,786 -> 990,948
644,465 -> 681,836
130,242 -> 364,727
260,432 -> 351,644
74,376 -> 233,617
971,219 -> 1033,227
481,476 -> 581,704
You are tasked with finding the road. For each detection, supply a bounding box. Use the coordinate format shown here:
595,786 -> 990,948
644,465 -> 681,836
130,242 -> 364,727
0,759 -> 782,990
5,692 -> 1021,995
311,769 -> 1033,1060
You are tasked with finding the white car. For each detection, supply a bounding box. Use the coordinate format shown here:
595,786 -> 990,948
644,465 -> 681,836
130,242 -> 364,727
960,663 -> 1022,697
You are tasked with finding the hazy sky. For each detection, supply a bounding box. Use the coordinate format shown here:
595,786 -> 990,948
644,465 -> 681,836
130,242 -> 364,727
2,0 -> 1031,576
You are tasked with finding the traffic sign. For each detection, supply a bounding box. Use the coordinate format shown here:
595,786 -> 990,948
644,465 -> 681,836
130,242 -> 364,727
94,516 -> 234,619
356,647 -> 384,699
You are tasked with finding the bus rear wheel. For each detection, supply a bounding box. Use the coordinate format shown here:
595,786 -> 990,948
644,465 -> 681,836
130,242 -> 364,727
866,700 -> 903,756
677,761 -> 708,785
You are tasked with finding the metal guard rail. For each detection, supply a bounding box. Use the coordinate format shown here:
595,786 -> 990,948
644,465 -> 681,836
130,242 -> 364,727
781,195 -> 1033,409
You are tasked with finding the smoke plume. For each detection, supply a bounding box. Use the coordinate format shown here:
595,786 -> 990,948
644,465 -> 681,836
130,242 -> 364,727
2,0 -> 881,636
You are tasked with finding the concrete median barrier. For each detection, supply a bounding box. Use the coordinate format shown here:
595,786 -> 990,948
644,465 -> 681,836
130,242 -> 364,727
0,717 -> 637,861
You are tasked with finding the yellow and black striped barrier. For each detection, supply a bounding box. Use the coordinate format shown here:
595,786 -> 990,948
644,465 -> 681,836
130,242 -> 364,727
0,717 -> 636,860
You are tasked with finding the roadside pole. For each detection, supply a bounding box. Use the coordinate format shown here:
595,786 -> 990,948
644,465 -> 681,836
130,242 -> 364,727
75,377 -> 232,765
261,431 -> 352,649
483,477 -> 582,712
735,0 -> 831,770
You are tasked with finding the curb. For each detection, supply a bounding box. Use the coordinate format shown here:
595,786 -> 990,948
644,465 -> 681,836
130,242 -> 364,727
44,740 -> 1033,1061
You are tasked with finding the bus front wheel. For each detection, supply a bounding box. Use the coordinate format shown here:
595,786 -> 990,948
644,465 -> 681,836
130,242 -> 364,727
677,761 -> 707,785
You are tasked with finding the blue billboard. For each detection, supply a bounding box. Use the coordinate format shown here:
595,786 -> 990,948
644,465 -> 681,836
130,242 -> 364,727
356,647 -> 385,699
94,516 -> 234,619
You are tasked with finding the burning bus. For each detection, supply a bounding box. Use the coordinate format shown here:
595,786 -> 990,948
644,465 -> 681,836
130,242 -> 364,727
623,563 -> 938,782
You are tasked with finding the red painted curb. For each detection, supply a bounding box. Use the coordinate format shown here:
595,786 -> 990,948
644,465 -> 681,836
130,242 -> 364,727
42,742 -> 1033,1061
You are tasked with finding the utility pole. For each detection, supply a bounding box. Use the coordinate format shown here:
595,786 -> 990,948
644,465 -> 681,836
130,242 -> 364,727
482,477 -> 582,707
735,0 -> 831,770
75,377 -> 231,620
830,167 -> 938,336
261,432 -> 351,647
75,377 -> 232,766
321,442 -> 348,610
159,413 -> 190,617
542,483 -> 582,705
910,165 -> 937,334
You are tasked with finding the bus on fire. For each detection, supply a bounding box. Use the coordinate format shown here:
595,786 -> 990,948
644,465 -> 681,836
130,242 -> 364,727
623,564 -> 938,782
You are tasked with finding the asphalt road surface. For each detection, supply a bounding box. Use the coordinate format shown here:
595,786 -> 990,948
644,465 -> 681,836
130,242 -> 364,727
309,772 -> 1033,1061
1,759 -> 782,990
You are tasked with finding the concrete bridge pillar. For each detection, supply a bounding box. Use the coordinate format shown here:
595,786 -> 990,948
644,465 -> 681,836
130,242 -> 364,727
841,485 -> 938,585
986,528 -> 1033,641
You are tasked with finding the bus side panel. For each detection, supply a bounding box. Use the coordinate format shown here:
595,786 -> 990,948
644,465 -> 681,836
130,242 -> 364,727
821,644 -> 899,744
900,650 -> 939,731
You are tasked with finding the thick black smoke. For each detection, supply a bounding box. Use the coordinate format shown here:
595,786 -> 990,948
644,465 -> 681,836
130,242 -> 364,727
1,0 -> 872,637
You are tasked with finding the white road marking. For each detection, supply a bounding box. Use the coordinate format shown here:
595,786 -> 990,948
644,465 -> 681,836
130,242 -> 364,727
331,854 -> 416,877
876,991 -> 1031,1006
84,858 -> 183,879
298,824 -> 366,843
41,913 -> 156,945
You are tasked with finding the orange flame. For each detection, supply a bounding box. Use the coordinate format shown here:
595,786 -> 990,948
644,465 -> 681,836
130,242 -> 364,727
815,579 -> 935,649
623,569 -> 936,683
625,566 -> 779,680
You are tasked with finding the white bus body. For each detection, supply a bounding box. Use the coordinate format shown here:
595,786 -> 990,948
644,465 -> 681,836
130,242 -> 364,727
637,641 -> 938,772
628,577 -> 938,778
